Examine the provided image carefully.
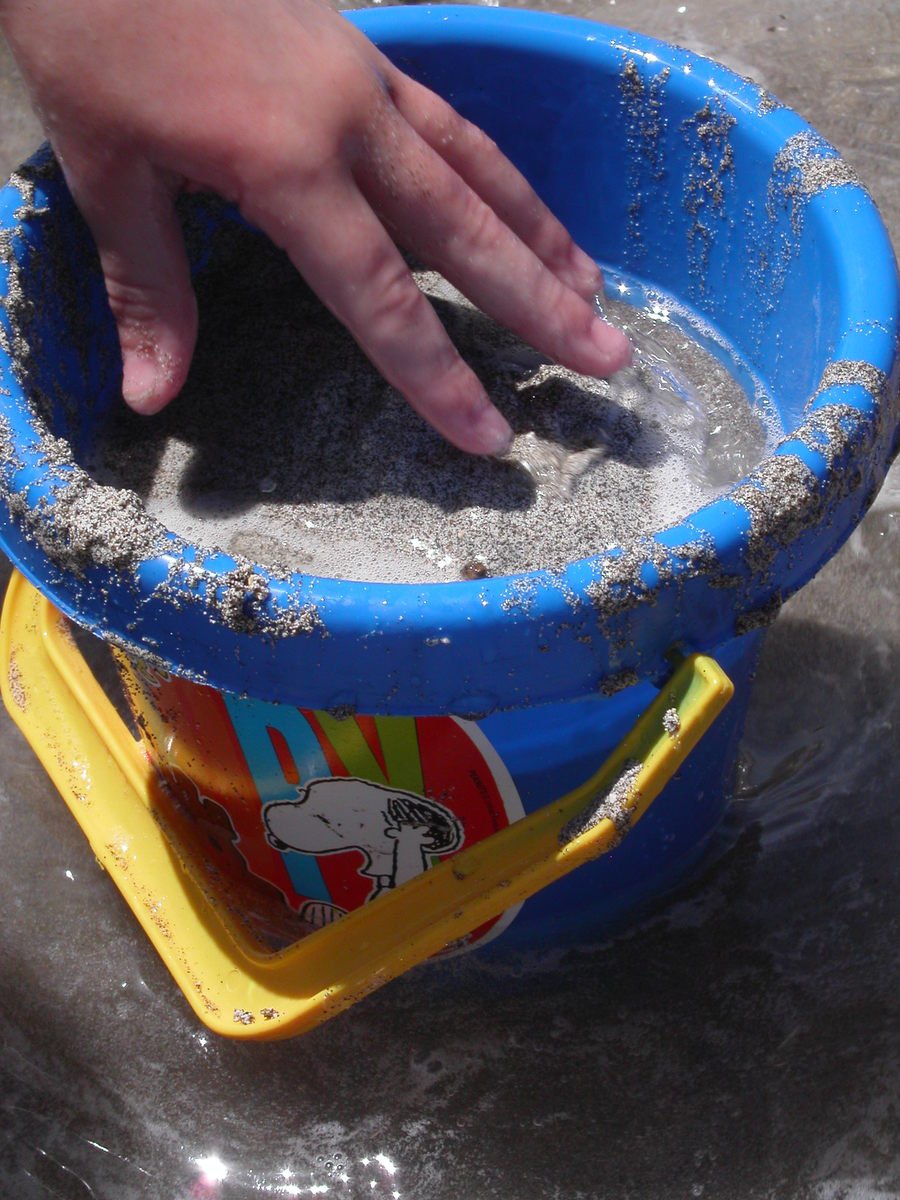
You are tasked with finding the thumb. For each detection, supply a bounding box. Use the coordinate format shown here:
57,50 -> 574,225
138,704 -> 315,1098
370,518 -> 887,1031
61,150 -> 197,414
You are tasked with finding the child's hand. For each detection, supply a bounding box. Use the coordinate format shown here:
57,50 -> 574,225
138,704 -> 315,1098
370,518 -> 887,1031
1,0 -> 631,453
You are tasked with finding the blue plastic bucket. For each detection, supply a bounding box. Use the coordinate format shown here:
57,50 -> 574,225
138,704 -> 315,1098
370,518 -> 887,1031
1,7 -> 898,952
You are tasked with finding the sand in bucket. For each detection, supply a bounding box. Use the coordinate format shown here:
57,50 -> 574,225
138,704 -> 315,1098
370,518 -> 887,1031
84,229 -> 778,585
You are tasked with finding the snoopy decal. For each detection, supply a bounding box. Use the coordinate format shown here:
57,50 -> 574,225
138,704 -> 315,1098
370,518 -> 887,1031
123,654 -> 524,949
264,777 -> 465,900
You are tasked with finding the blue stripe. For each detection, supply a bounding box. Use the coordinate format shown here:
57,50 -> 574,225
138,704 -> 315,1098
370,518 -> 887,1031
223,695 -> 332,902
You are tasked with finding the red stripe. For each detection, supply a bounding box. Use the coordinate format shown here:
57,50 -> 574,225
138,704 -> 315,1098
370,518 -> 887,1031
154,677 -> 299,907
356,715 -> 388,777
305,710 -> 350,777
266,725 -> 301,786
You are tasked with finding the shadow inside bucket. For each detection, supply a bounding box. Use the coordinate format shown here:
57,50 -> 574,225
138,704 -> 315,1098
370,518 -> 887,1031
82,227 -> 671,515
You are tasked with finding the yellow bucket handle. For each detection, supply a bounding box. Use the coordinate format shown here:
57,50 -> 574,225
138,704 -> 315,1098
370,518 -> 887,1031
1,570 -> 733,1039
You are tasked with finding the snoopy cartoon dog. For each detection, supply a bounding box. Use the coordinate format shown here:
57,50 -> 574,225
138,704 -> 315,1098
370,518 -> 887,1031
263,777 -> 464,899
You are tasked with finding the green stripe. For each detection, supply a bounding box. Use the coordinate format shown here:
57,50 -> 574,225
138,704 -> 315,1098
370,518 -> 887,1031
374,716 -> 424,795
315,713 -> 387,785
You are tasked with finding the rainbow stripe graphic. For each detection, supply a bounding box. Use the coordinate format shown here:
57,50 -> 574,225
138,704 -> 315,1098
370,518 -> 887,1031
121,662 -> 523,951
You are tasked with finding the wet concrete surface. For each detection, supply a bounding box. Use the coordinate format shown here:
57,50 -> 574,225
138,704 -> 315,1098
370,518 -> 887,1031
1,3 -> 899,1198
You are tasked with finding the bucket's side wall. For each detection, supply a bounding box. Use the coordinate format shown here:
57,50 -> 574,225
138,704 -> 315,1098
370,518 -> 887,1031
0,152 -> 239,467
112,628 -> 763,950
0,151 -> 122,456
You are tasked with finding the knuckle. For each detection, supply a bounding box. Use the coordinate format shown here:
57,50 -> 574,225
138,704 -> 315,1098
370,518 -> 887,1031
368,258 -> 426,342
103,273 -> 163,329
547,287 -> 594,345
429,352 -> 488,418
545,226 -> 590,279
528,206 -> 569,256
448,187 -> 500,256
435,348 -> 476,393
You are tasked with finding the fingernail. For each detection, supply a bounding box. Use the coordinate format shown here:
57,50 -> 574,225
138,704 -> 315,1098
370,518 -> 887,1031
122,351 -> 163,411
474,405 -> 514,457
591,318 -> 633,373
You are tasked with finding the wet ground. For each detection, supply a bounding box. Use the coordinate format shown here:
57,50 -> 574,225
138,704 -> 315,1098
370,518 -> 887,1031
1,2 -> 899,1198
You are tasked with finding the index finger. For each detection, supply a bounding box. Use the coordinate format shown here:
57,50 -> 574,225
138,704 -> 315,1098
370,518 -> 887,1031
250,175 -> 513,456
